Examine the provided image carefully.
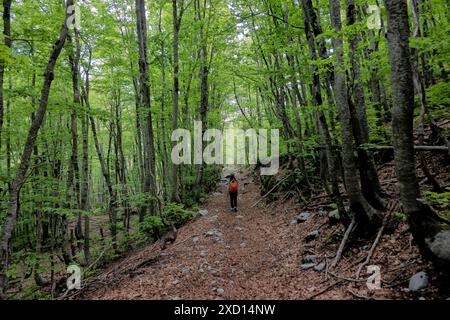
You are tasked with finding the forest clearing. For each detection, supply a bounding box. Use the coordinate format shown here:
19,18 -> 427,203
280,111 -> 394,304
0,0 -> 449,303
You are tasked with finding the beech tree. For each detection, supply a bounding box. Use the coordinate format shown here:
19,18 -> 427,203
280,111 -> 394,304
384,0 -> 450,266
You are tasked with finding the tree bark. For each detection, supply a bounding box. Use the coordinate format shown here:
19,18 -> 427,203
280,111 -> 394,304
385,0 -> 450,267
329,0 -> 382,230
0,0 -> 11,163
80,109 -> 90,264
193,0 -> 210,202
346,0 -> 386,210
135,0 -> 158,216
171,0 -> 184,203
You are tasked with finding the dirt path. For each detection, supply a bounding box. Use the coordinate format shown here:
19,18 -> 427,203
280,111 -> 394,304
80,166 -> 434,300
81,167 -> 323,299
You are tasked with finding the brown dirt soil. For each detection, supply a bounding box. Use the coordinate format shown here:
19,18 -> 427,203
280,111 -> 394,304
77,165 -> 446,300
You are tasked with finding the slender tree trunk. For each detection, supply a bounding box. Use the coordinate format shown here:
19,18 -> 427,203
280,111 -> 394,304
135,0 -> 158,216
0,0 -> 73,297
80,109 -> 90,264
158,5 -> 169,202
171,0 -> 183,203
410,0 -> 442,192
329,0 -> 382,229
6,75 -> 11,190
30,70 -> 47,287
346,0 -> 386,210
300,0 -> 346,218
0,0 -> 11,163
67,29 -> 82,255
193,0 -> 209,202
81,54 -> 117,249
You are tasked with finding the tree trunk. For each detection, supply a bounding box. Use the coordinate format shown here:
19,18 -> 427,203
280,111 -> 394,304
0,0 -> 11,164
193,0 -> 209,202
346,0 -> 386,210
300,0 -> 346,218
410,0 -> 442,192
82,63 -> 117,249
80,109 -> 90,264
135,0 -> 158,216
171,0 -> 183,203
158,5 -> 169,202
329,0 -> 382,230
385,0 -> 450,267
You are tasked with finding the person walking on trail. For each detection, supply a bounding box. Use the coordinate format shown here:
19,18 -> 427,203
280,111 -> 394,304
226,174 -> 239,212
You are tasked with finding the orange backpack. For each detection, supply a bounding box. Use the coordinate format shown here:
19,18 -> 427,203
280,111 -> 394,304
229,179 -> 238,193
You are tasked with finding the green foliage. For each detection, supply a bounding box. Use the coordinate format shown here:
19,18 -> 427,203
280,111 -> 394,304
162,203 -> 194,227
140,215 -> 164,238
426,81 -> 450,119
423,188 -> 450,217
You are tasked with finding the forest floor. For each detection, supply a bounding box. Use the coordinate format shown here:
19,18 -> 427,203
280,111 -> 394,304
78,163 -> 448,300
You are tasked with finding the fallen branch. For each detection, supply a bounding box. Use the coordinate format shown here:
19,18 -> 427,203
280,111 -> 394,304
355,201 -> 398,279
251,173 -> 293,208
84,243 -> 114,274
355,217 -> 388,279
330,218 -> 356,269
170,235 -> 196,249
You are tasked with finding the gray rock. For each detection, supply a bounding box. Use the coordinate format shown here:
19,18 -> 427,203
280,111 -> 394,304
216,288 -> 225,295
205,228 -> 223,242
212,192 -> 222,196
302,254 -> 317,263
200,250 -> 206,257
290,219 -> 299,225
314,262 -> 326,271
426,230 -> 450,261
300,263 -> 316,270
305,230 -> 320,242
198,209 -> 209,217
192,236 -> 199,245
409,272 -> 429,291
296,212 -> 311,223
225,245 -> 231,250
181,266 -> 190,274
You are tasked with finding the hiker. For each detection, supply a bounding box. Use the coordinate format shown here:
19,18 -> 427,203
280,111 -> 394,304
226,174 -> 239,212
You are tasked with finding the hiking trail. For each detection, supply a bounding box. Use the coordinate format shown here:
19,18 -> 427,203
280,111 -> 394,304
79,166 -> 432,300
